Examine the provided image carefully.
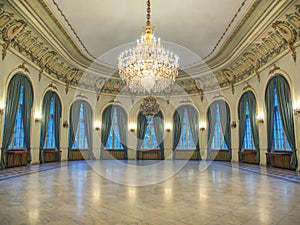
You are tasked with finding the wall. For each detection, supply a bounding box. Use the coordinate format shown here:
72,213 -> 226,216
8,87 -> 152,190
0,43 -> 299,170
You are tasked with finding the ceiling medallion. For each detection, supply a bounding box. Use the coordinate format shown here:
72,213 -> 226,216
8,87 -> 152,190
118,0 -> 179,94
140,96 -> 160,118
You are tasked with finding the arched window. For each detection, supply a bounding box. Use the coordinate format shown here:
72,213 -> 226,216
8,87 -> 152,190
106,107 -> 123,149
265,75 -> 297,169
243,100 -> 255,149
68,100 -> 93,155
207,100 -> 231,151
44,97 -> 55,148
9,84 -> 25,149
1,74 -> 34,167
273,86 -> 291,150
73,103 -> 89,149
177,109 -> 196,150
142,117 -> 158,149
211,103 -> 228,149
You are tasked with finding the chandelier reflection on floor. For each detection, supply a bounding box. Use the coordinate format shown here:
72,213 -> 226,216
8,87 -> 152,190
140,96 -> 160,118
118,0 -> 179,94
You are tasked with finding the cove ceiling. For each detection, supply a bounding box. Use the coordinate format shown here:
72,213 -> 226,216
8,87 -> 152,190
49,0 -> 252,68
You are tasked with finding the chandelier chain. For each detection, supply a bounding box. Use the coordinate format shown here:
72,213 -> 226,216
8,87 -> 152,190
146,0 -> 151,26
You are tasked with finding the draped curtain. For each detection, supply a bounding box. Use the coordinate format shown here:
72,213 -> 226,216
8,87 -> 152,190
172,107 -> 185,151
54,94 -> 62,161
266,75 -> 297,169
248,92 -> 260,163
100,105 -> 112,159
115,106 -> 128,159
1,76 -> 22,168
136,112 -> 147,160
22,77 -> 34,163
238,94 -> 247,160
83,102 -> 93,159
68,101 -> 81,159
219,100 -> 231,160
207,103 -> 217,151
153,111 -> 165,160
186,106 -> 201,160
40,92 -> 52,163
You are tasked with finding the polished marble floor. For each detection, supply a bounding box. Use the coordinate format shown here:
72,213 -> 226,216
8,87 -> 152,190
0,160 -> 300,225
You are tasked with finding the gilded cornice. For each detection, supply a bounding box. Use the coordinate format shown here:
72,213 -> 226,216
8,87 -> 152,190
0,1 -> 299,98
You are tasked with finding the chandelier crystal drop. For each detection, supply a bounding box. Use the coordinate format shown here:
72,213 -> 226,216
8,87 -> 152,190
140,96 -> 160,118
118,0 -> 179,94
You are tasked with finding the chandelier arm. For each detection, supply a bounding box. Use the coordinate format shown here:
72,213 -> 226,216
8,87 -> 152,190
146,0 -> 151,26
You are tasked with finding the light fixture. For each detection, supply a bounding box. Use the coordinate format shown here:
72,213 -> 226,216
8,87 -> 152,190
165,124 -> 172,132
118,0 -> 179,94
63,120 -> 69,128
95,122 -> 101,131
257,112 -> 264,124
293,102 -> 300,115
140,96 -> 160,118
34,111 -> 42,123
0,102 -> 4,115
129,124 -> 136,132
294,108 -> 300,115
199,122 -> 206,131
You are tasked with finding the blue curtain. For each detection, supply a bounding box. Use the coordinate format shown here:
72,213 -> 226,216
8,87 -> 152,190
101,105 -> 112,159
219,100 -> 231,160
186,106 -> 201,160
115,106 -> 128,159
68,100 -> 81,159
1,75 -> 22,168
136,112 -> 147,159
172,107 -> 185,151
153,111 -> 164,160
83,101 -> 93,159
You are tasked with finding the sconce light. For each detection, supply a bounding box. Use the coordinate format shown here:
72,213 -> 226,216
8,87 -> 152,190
165,124 -> 172,132
256,113 -> 264,124
63,120 -> 69,128
95,122 -> 101,131
294,108 -> 300,115
34,112 -> 42,123
129,124 -> 136,132
230,121 -> 237,128
199,122 -> 206,131
0,102 -> 4,115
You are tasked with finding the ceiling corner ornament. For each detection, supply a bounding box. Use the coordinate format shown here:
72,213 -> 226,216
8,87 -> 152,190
18,62 -> 30,73
140,96 -> 160,118
268,64 -> 280,76
118,0 -> 179,95
242,83 -> 252,91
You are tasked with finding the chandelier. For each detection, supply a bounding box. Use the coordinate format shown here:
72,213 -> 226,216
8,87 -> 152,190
140,96 -> 160,118
118,0 -> 179,94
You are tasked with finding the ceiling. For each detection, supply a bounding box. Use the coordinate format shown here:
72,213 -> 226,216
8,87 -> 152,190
49,0 -> 253,69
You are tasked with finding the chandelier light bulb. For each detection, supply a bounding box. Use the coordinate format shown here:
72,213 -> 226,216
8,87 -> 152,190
118,0 -> 179,94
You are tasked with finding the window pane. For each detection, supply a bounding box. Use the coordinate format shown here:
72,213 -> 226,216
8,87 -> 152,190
272,86 -> 291,151
44,97 -> 56,149
242,97 -> 255,150
212,103 -> 228,150
177,109 -> 195,150
9,84 -> 25,149
105,107 -> 123,149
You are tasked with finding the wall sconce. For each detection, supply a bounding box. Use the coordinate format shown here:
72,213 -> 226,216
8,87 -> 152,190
230,121 -> 237,128
294,108 -> 300,115
129,124 -> 136,132
63,120 -> 69,128
165,124 -> 172,132
199,122 -> 206,131
34,112 -> 42,123
257,113 -> 264,124
0,102 -> 5,116
94,122 -> 101,131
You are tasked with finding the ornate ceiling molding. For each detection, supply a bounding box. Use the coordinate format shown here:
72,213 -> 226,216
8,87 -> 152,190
0,2 -> 299,98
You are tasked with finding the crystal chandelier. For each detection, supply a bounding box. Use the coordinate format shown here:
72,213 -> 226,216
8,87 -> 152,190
140,96 -> 160,118
118,0 -> 179,94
